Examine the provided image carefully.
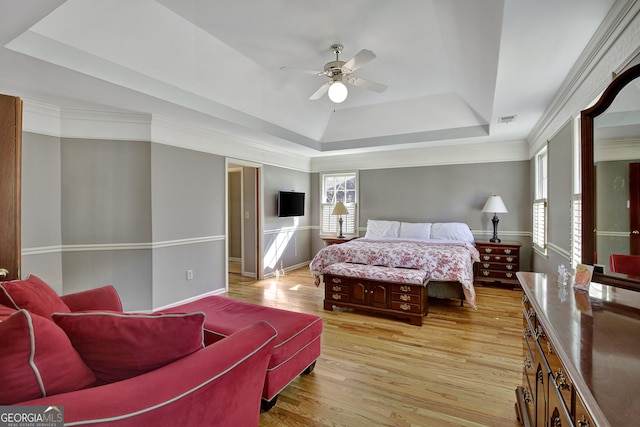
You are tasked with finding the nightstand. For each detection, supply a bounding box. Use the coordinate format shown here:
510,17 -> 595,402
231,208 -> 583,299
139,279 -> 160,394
474,241 -> 521,287
321,236 -> 357,246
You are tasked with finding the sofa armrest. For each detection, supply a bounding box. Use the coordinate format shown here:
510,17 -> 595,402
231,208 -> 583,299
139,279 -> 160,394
61,285 -> 123,312
18,320 -> 278,427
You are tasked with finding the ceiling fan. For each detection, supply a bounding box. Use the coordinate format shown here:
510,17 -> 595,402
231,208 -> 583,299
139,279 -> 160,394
282,43 -> 387,103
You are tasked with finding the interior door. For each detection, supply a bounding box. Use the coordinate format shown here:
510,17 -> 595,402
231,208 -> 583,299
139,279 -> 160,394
630,162 -> 640,254
0,94 -> 22,281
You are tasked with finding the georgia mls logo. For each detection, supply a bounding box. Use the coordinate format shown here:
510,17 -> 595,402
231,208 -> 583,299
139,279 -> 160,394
0,406 -> 64,427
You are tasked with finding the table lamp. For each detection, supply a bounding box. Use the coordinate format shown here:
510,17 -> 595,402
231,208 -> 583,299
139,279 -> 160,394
482,195 -> 508,242
331,202 -> 349,238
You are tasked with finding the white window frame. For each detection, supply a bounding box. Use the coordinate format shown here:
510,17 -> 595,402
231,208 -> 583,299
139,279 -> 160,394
533,146 -> 548,255
320,171 -> 358,236
571,117 -> 582,268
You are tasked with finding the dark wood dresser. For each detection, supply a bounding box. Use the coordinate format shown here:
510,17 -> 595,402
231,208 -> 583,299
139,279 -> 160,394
475,241 -> 521,287
515,272 -> 640,427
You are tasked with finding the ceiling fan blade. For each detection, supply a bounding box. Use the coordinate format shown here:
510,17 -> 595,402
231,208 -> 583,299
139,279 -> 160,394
280,66 -> 324,76
309,82 -> 330,100
347,76 -> 387,93
342,49 -> 376,72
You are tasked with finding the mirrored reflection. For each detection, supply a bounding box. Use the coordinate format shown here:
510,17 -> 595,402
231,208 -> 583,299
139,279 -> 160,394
593,79 -> 640,273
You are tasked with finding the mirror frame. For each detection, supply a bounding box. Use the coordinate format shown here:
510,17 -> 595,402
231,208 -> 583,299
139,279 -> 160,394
581,63 -> 640,291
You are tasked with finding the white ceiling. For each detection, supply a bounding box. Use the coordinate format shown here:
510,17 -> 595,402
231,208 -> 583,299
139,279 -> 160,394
0,0 -> 617,158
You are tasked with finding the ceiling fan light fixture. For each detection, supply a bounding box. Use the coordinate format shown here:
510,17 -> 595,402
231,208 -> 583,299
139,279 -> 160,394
328,81 -> 348,103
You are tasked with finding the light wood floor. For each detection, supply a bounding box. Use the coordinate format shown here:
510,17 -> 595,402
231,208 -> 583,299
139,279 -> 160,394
227,267 -> 523,427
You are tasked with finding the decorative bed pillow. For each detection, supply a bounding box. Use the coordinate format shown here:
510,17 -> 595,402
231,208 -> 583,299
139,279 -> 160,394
52,311 -> 206,385
0,275 -> 70,318
364,220 -> 400,239
0,309 -> 96,405
430,222 -> 475,243
399,222 -> 432,240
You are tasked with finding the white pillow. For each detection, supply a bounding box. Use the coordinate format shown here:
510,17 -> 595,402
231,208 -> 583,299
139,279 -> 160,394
430,222 -> 474,243
364,220 -> 400,239
399,222 -> 432,240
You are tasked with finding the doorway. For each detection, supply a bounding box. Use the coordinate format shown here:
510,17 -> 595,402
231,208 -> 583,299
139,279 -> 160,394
226,159 -> 263,281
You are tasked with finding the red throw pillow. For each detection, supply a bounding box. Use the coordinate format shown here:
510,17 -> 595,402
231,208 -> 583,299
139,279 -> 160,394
52,311 -> 205,385
0,310 -> 96,405
0,275 -> 70,318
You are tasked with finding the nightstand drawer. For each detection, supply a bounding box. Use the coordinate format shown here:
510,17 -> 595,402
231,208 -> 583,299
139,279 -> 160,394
479,262 -> 518,271
479,254 -> 519,263
478,270 -> 517,281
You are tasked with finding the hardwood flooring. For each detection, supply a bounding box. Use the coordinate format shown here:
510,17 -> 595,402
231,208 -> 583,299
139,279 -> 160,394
227,267 -> 523,427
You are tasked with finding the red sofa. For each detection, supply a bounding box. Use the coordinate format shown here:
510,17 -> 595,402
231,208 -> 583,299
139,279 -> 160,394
0,276 -> 278,426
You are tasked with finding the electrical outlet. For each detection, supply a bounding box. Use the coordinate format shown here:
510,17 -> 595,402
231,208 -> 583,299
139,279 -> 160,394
186,269 -> 194,280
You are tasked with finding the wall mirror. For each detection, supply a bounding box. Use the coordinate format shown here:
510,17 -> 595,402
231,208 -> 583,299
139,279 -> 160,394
581,62 -> 640,290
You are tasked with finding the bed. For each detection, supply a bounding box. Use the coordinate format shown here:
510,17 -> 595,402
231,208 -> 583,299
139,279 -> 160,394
310,221 -> 480,310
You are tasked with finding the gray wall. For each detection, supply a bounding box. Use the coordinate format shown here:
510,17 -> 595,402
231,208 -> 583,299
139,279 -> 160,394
533,120 -> 575,276
349,161 -> 532,271
263,164 -> 313,275
21,133 -> 228,311
59,138 -> 153,310
21,132 -> 63,292
150,144 -> 226,309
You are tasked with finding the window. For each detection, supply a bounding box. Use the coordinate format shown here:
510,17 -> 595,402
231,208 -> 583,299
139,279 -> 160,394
320,172 -> 358,236
571,117 -> 581,268
533,146 -> 548,254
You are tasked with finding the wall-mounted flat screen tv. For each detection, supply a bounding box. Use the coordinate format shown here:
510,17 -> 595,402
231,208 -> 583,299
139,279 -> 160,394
278,191 -> 305,217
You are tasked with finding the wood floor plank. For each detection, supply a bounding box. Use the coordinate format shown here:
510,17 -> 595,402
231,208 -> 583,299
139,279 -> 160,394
228,267 -> 522,427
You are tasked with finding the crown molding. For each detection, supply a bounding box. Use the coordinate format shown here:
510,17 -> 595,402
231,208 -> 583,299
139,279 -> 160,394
310,139 -> 530,172
529,0 -> 640,156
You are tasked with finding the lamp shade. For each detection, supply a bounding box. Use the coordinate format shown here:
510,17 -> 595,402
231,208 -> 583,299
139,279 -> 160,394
328,81 -> 348,103
331,201 -> 349,216
482,195 -> 508,213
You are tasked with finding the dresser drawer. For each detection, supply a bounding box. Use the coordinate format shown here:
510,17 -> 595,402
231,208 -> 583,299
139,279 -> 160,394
390,300 -> 422,314
391,283 -> 422,295
391,292 -> 422,304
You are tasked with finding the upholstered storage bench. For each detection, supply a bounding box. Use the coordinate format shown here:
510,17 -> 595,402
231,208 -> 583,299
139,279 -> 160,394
162,295 -> 322,411
323,262 -> 430,325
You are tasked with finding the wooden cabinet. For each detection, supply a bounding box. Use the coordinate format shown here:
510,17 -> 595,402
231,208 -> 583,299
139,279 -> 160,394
0,94 -> 22,281
323,274 -> 428,325
475,241 -> 521,286
516,291 -> 594,427
514,272 -> 630,427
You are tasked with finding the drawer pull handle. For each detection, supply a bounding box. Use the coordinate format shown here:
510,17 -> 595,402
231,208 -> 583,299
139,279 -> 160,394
504,249 -> 512,254
506,257 -> 514,262
506,272 -> 513,278
555,370 -> 570,390
399,303 -> 411,311
523,355 -> 532,370
331,294 -> 342,300
507,265 -> 513,270
332,285 -> 341,291
483,263 -> 490,268
484,248 -> 492,253
577,415 -> 590,427
400,285 -> 411,292
332,278 -> 341,284
495,256 -> 502,261
482,255 -> 490,261
400,294 -> 411,302
482,271 -> 489,276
